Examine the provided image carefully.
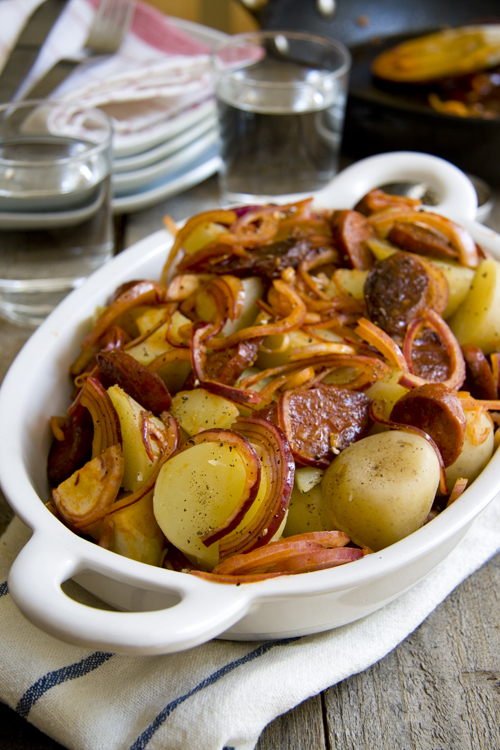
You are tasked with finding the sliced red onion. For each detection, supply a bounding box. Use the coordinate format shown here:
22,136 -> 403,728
79,376 -> 122,458
400,308 -> 466,391
219,417 -> 295,559
213,531 -> 360,576
74,411 -> 179,530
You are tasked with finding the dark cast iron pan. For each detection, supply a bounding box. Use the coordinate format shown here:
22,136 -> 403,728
251,0 -> 500,184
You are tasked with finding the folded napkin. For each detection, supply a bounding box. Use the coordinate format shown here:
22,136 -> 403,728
0,0 -> 45,62
0,0 -> 215,153
1,492 -> 500,750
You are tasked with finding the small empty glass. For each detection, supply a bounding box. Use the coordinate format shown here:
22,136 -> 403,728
0,100 -> 114,326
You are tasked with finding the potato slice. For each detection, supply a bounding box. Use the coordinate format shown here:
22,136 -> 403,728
183,221 -> 228,254
445,409 -> 494,489
126,310 -> 192,393
153,440 -> 250,568
103,492 -> 165,566
295,467 -> 324,493
284,484 -> 333,537
170,388 -> 239,436
365,369 -> 409,419
326,268 -> 369,300
365,236 -> 398,261
427,258 -> 474,318
448,258 -> 500,354
134,306 -> 169,336
107,385 -> 165,493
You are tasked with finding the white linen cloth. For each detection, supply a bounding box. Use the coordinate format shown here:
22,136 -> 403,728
0,0 -> 214,152
1,492 -> 500,750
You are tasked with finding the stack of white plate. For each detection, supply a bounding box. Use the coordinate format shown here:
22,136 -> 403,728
111,17 -> 225,214
112,99 -> 221,214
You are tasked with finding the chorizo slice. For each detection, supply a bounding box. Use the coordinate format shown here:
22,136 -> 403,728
410,328 -> 451,383
203,339 -> 262,386
179,238 -> 334,281
277,385 -> 372,468
354,189 -> 422,217
364,251 -> 448,341
96,350 -> 172,414
253,401 -> 279,425
462,343 -> 498,400
390,382 -> 466,467
47,408 -> 94,487
388,221 -> 460,261
330,210 -> 375,270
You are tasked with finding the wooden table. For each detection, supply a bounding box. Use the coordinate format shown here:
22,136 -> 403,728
1,174 -> 500,750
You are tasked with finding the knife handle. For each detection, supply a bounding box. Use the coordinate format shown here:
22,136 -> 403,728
21,58 -> 79,100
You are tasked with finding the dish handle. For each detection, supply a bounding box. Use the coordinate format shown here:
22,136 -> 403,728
8,532 -> 251,655
316,151 -> 478,221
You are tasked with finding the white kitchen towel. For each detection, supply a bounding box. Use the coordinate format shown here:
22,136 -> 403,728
0,0 -> 45,62
1,490 -> 500,750
0,0 -> 215,152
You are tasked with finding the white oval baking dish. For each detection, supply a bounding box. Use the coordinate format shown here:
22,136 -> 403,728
1,151 -> 499,656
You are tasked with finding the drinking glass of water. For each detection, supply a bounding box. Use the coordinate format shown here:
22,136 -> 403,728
0,100 -> 114,326
212,30 -> 351,204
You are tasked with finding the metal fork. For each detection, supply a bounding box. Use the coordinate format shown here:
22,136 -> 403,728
21,0 -> 134,100
81,0 -> 135,55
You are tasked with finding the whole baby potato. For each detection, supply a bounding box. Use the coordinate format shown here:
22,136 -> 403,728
321,431 -> 441,551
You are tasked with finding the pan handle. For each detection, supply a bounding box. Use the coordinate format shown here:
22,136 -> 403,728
8,531 -> 251,655
316,151 -> 478,220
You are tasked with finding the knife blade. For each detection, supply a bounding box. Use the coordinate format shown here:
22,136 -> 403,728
0,0 -> 67,103
19,57 -> 81,101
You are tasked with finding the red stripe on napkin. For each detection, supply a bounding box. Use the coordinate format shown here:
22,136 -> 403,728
85,0 -> 210,55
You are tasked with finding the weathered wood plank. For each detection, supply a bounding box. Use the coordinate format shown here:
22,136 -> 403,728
324,651 -> 413,750
322,552 -> 500,750
256,694 -> 326,750
0,702 -> 65,750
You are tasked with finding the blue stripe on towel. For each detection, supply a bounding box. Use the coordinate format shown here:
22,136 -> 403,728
16,651 -> 114,718
0,580 -> 8,597
131,638 -> 300,750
